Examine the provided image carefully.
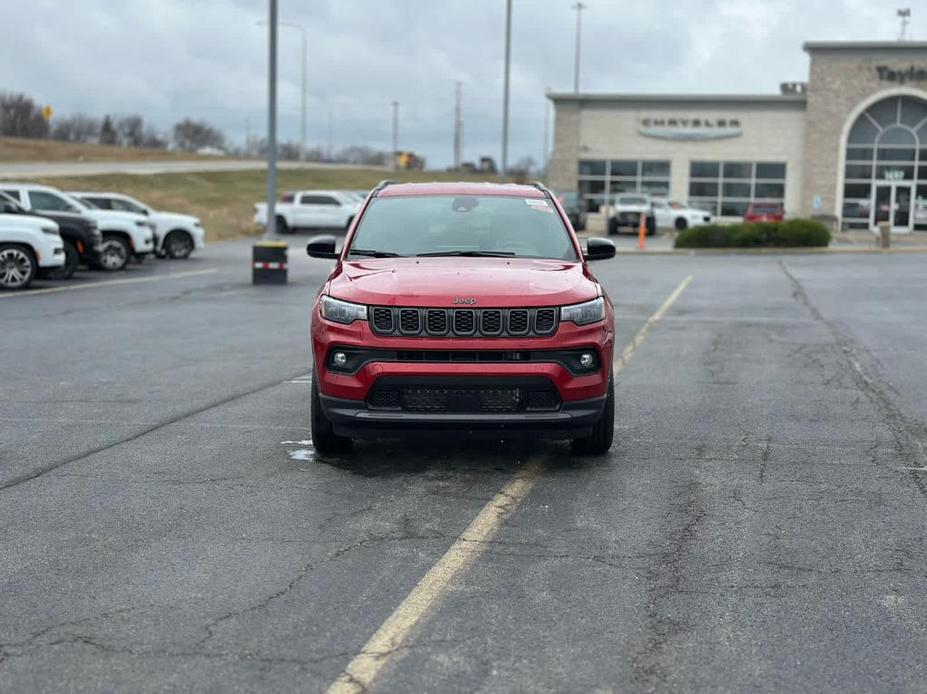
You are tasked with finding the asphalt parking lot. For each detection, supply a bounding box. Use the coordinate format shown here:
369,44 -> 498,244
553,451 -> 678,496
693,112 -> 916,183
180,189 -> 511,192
2,241 -> 926,692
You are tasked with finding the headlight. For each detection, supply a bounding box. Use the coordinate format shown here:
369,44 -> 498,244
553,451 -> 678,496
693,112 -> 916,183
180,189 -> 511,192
560,297 -> 605,326
320,295 -> 367,324
41,226 -> 59,236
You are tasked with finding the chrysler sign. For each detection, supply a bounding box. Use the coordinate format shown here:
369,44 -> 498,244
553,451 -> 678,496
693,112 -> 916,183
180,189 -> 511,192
639,116 -> 743,141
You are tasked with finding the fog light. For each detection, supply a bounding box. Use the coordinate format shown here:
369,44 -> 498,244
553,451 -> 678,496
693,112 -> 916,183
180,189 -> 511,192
579,352 -> 595,369
332,351 -> 348,368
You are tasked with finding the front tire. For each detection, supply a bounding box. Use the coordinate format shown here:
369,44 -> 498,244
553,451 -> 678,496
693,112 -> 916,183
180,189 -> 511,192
0,244 -> 37,290
571,375 -> 614,455
311,375 -> 352,455
164,230 -> 195,259
675,217 -> 688,231
49,242 -> 78,280
98,234 -> 130,271
607,218 -> 618,236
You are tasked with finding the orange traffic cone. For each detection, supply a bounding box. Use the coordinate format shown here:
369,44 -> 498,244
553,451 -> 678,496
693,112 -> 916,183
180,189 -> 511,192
638,213 -> 647,250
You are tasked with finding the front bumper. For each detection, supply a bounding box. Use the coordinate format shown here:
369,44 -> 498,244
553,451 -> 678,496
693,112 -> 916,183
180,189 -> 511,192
321,390 -> 606,439
312,311 -> 614,438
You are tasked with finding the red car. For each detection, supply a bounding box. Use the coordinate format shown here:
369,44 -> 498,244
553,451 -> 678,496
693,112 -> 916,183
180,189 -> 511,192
743,202 -> 784,223
306,181 -> 617,455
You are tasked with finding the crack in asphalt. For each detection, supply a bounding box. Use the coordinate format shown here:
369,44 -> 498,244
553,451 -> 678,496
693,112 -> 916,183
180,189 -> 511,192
631,479 -> 707,690
0,368 -> 312,494
779,261 -> 927,500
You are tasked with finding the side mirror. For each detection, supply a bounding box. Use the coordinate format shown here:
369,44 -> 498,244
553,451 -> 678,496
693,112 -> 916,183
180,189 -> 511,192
584,237 -> 616,261
306,235 -> 339,259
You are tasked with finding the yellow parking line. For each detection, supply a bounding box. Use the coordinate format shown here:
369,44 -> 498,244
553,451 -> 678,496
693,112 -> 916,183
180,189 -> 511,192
324,274 -> 694,694
613,274 -> 693,373
0,268 -> 218,298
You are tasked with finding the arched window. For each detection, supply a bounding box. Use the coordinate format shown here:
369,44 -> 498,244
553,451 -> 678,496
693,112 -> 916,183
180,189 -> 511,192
842,96 -> 927,231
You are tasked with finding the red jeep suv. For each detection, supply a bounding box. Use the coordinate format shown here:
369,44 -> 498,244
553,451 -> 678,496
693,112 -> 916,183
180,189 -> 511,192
306,181 -> 617,455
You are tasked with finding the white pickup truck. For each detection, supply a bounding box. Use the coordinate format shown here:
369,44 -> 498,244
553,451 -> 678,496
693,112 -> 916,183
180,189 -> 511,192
254,190 -> 361,234
0,183 -> 155,271
607,193 -> 712,234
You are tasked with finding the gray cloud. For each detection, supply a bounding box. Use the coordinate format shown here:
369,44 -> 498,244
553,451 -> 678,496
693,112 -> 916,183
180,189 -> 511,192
0,0 -> 918,167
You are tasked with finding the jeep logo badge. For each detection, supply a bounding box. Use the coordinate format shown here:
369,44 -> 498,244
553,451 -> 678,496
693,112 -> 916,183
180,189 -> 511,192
452,298 -> 478,305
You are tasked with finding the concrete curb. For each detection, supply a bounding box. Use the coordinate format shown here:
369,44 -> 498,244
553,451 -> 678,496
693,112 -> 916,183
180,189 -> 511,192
613,246 -> 927,256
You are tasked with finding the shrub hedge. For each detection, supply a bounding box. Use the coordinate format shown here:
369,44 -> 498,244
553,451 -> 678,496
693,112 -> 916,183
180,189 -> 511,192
674,219 -> 831,248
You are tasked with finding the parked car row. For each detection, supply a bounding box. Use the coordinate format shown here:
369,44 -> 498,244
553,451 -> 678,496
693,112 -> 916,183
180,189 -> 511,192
0,182 -> 206,290
254,190 -> 365,234
607,194 -> 713,235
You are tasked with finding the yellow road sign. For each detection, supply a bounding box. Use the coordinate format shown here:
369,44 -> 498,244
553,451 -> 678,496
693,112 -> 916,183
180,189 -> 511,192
41,105 -> 53,121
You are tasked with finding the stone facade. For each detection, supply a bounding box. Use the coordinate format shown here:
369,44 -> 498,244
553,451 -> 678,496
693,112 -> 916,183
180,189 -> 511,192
801,42 -> 927,219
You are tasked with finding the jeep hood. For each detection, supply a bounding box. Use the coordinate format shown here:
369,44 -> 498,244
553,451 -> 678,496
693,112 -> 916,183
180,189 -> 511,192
328,257 -> 598,308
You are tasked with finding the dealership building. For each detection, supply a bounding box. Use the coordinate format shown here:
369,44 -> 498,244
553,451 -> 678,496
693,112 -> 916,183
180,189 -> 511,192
547,41 -> 927,232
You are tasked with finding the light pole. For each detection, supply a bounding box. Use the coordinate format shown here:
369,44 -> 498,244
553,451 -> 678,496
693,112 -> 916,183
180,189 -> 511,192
391,100 -> 399,171
265,1 -> 277,239
572,2 -> 586,93
256,18 -> 307,162
542,87 -> 551,173
501,0 -> 512,180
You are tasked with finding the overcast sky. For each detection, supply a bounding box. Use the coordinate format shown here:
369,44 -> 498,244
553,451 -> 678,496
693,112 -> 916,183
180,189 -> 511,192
2,0 -> 922,167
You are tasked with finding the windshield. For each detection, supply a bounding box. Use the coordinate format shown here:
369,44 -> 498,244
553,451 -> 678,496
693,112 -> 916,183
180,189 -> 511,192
66,194 -> 94,210
347,195 -> 578,260
0,191 -> 24,213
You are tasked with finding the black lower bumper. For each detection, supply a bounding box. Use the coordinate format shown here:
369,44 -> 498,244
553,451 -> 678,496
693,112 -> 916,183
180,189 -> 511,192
320,393 -> 607,440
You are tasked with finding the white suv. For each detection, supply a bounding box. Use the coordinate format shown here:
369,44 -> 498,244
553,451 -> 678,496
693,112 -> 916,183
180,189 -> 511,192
0,211 -> 64,290
70,192 -> 206,259
0,184 -> 155,271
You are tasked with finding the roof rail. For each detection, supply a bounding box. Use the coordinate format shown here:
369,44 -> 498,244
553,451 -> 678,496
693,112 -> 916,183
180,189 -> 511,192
528,181 -> 552,197
372,179 -> 396,194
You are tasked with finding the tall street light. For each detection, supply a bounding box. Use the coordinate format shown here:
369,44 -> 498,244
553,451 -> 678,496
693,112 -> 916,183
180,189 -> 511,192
265,0 -> 277,239
256,18 -> 307,162
501,0 -> 512,180
572,2 -> 586,93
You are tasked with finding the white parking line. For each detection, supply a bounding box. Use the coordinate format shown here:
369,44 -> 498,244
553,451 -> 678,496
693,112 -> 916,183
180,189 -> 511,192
0,268 -> 218,298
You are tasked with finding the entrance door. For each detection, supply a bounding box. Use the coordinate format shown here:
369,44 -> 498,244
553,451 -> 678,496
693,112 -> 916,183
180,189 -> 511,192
871,184 -> 914,234
892,185 -> 913,233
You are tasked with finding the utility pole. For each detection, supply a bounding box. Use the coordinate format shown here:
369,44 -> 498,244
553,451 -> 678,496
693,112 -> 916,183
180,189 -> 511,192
265,0 -> 277,239
453,81 -> 463,170
542,87 -> 551,173
391,100 -> 399,172
898,8 -> 911,40
501,0 -> 512,180
572,2 -> 586,93
327,107 -> 333,159
255,19 -> 306,162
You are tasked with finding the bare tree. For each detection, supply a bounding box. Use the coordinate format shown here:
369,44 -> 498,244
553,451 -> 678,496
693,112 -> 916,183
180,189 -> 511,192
0,92 -> 48,138
116,115 -> 145,147
141,126 -> 167,149
172,118 -> 225,152
99,115 -> 117,145
52,114 -> 101,143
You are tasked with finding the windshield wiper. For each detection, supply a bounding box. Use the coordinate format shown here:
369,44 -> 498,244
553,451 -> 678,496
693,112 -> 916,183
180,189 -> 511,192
416,250 -> 516,257
347,249 -> 403,258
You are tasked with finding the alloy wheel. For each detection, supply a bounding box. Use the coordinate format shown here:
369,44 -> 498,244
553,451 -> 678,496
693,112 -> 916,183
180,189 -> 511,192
0,247 -> 34,289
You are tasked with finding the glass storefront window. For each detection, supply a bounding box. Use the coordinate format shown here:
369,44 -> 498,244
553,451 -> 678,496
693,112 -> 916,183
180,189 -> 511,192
845,164 -> 873,180
577,159 -> 670,209
846,147 -> 874,161
688,160 -> 786,217
754,182 -> 785,198
641,161 -> 670,177
690,161 -> 720,178
723,162 -> 752,179
755,162 -> 786,179
578,160 -> 606,176
610,160 -> 637,177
